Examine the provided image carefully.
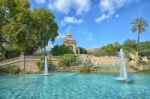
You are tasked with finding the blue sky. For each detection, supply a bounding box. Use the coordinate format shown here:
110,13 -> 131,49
29,0 -> 150,49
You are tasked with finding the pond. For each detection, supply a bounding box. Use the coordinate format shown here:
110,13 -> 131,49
0,72 -> 150,99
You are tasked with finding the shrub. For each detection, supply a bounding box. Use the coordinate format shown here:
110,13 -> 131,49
58,54 -> 79,67
37,57 -> 52,71
50,45 -> 74,56
0,65 -> 20,74
0,56 -> 5,61
80,63 -> 90,73
140,49 -> 150,59
79,47 -> 87,54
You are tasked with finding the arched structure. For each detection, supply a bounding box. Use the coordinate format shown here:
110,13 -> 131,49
63,33 -> 80,54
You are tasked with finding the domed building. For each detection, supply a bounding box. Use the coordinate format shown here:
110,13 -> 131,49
63,33 -> 80,54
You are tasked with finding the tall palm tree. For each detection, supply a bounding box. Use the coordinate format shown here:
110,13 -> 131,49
131,16 -> 148,53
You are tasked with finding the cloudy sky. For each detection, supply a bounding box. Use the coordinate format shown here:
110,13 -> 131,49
30,0 -> 150,49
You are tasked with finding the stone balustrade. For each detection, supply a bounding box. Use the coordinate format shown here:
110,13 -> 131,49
0,55 -> 58,73
0,54 -> 149,73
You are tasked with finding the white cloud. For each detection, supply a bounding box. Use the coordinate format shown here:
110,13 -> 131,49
56,33 -> 65,40
61,16 -> 83,26
64,16 -> 83,24
48,0 -> 91,15
95,14 -> 110,23
34,0 -> 46,4
95,0 -> 132,23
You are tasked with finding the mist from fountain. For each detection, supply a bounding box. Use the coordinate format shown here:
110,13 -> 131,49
117,49 -> 128,81
44,56 -> 48,75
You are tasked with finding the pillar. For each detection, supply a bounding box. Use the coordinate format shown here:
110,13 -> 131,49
20,52 -> 25,73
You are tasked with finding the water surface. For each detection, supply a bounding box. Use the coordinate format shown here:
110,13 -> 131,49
0,72 -> 150,99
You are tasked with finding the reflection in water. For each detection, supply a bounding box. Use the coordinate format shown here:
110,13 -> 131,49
43,76 -> 48,98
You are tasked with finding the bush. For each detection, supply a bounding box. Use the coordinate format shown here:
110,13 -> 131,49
37,57 -> 52,71
0,56 -> 5,61
79,47 -> 87,54
0,65 -> 20,74
140,49 -> 150,59
58,54 -> 79,67
123,39 -> 136,53
51,45 -> 74,56
80,63 -> 90,73
87,43 -> 119,56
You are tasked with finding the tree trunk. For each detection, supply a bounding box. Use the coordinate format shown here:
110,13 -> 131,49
137,32 -> 140,54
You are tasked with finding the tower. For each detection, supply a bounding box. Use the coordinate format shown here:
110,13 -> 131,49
63,33 -> 79,54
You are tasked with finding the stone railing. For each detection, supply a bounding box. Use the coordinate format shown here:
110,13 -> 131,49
0,55 -> 58,72
0,57 -> 20,66
0,54 -> 149,73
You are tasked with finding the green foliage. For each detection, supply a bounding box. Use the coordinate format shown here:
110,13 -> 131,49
58,54 -> 79,67
140,41 -> 150,51
123,40 -> 150,57
0,65 -> 20,74
51,45 -> 74,56
87,40 -> 150,57
32,8 -> 58,47
0,56 -> 5,61
37,57 -> 52,71
131,17 -> 148,52
140,49 -> 150,59
80,63 -> 90,73
0,52 -> 5,61
79,47 -> 87,54
0,0 -> 58,57
123,39 -> 136,53
102,44 -> 117,56
88,42 -> 120,56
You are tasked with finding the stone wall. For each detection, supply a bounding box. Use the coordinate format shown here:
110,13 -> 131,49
78,54 -> 119,66
0,54 -> 149,73
0,55 -> 58,73
50,66 -> 141,72
50,66 -> 120,72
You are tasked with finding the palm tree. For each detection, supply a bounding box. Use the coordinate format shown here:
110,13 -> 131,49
131,16 -> 148,53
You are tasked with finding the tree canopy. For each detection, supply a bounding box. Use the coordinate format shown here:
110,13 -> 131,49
50,45 -> 74,56
0,0 -> 58,57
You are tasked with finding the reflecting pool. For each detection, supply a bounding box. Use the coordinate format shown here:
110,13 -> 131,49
0,73 -> 150,99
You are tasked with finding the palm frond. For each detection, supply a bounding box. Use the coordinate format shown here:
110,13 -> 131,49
131,16 -> 148,33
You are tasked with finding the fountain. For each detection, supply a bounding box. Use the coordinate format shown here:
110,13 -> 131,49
43,44 -> 54,75
116,49 -> 128,81
43,56 -> 48,75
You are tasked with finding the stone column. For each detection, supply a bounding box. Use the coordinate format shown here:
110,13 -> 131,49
20,52 -> 25,73
73,45 -> 76,55
77,48 -> 80,54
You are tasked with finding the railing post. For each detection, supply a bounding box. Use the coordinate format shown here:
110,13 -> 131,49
20,52 -> 25,73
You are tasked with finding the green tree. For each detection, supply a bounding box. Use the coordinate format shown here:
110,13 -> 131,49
113,42 -> 120,52
58,54 -> 76,67
32,8 -> 58,49
131,17 -> 148,53
1,0 -> 58,55
0,0 -> 15,56
101,44 -> 117,56
51,45 -> 74,56
78,47 -> 87,54
123,39 -> 136,53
